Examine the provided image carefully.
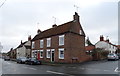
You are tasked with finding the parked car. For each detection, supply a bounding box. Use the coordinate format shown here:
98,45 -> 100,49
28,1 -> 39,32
25,58 -> 42,65
4,56 -> 10,61
117,53 -> 120,59
107,53 -> 119,61
16,57 -> 28,64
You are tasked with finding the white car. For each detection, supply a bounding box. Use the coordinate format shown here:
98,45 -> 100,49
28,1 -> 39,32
107,53 -> 119,61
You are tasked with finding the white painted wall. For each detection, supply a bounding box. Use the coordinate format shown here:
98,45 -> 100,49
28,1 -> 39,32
17,46 -> 26,58
95,41 -> 117,53
16,41 -> 31,59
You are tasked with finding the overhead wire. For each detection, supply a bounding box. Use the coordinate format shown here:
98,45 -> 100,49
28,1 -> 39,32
0,0 -> 6,8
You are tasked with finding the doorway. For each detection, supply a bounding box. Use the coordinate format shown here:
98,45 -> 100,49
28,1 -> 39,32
51,49 -> 55,62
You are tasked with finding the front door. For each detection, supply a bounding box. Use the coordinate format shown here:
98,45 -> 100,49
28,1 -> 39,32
51,49 -> 55,62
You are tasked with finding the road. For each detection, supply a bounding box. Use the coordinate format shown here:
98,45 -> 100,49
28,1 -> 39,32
1,59 -> 120,76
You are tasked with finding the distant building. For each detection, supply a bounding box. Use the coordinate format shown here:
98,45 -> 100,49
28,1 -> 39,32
0,42 -> 3,58
31,12 -> 90,63
85,45 -> 95,54
95,35 -> 117,53
16,36 -> 31,58
10,48 -> 16,59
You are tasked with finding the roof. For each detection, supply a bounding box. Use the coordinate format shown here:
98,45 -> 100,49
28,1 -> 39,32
95,40 -> 117,47
85,45 -> 95,51
17,41 -> 27,48
116,45 -> 120,49
32,12 -> 86,41
32,20 -> 82,41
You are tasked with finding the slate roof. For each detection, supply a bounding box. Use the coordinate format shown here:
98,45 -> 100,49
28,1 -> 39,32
17,41 -> 27,48
32,21 -> 75,41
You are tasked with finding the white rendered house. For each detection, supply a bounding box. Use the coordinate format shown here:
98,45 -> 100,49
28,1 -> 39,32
95,35 -> 117,53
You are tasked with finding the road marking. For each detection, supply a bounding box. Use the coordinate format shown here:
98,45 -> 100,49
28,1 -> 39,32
23,67 -> 28,69
114,67 -> 120,72
79,67 -> 111,72
29,67 -> 37,70
47,70 -> 64,75
6,62 -> 11,64
68,67 -> 76,69
46,70 -> 74,76
80,68 -> 85,70
103,70 -> 110,72
23,66 -> 37,70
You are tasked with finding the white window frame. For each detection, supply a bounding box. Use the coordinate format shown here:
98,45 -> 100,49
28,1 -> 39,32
46,49 -> 51,58
47,38 -> 51,47
32,42 -> 35,49
40,40 -> 44,48
40,50 -> 43,58
59,48 -> 64,59
59,35 -> 64,46
80,30 -> 82,35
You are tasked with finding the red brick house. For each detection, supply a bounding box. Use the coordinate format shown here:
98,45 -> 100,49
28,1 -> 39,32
31,12 -> 90,63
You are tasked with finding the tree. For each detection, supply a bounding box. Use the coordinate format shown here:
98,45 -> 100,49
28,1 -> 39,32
86,37 -> 94,46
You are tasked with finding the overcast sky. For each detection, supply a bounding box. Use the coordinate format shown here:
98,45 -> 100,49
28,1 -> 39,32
0,0 -> 119,53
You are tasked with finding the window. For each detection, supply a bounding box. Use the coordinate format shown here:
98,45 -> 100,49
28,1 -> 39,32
59,35 -> 64,46
40,50 -> 43,58
40,40 -> 44,48
80,30 -> 82,35
32,42 -> 35,49
47,38 -> 51,47
59,48 -> 64,59
46,49 -> 51,58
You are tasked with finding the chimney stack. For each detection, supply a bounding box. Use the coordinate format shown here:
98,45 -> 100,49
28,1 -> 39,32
21,40 -> 22,44
28,35 -> 31,41
37,29 -> 41,34
73,12 -> 79,22
100,35 -> 104,41
52,24 -> 57,28
106,39 -> 109,42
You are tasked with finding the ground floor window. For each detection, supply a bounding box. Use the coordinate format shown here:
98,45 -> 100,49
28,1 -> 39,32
32,50 -> 37,58
46,49 -> 51,58
40,50 -> 43,58
59,48 -> 64,59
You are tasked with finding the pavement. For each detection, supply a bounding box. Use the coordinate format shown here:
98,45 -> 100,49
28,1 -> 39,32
1,58 -> 120,76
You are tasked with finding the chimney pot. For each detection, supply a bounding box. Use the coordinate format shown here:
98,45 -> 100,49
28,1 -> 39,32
52,24 -> 57,28
100,35 -> 104,41
73,12 -> 79,22
37,29 -> 41,34
28,35 -> 31,41
106,39 -> 109,42
21,40 -> 22,44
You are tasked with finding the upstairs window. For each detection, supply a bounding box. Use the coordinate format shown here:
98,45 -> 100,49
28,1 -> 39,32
80,30 -> 82,35
59,35 -> 64,46
32,42 -> 35,49
40,40 -> 44,48
47,38 -> 51,47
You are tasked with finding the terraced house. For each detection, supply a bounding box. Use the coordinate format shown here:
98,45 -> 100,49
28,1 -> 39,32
31,12 -> 90,63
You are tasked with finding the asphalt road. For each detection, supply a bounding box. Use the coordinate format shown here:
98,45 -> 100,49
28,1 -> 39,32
1,59 -> 119,75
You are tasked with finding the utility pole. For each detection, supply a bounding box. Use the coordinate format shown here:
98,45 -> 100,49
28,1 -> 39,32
0,0 -> 7,8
